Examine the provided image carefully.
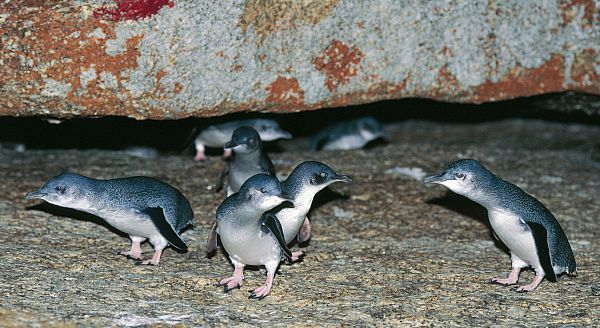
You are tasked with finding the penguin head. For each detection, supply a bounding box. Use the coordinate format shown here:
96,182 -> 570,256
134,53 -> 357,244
239,174 -> 292,211
287,161 -> 352,193
25,173 -> 91,207
225,126 -> 262,154
254,120 -> 292,141
357,117 -> 385,142
424,159 -> 494,196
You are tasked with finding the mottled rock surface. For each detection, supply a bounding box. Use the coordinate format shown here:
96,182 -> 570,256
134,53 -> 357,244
1,0 -> 599,119
0,118 -> 599,326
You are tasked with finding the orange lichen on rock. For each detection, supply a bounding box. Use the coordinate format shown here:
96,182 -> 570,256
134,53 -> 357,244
265,76 -> 305,110
434,64 -> 461,96
240,0 -> 339,42
559,0 -> 596,26
313,40 -> 364,92
1,2 -> 146,117
570,49 -> 599,91
474,55 -> 565,103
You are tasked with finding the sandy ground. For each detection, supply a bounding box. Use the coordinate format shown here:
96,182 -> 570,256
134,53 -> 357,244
0,118 -> 598,326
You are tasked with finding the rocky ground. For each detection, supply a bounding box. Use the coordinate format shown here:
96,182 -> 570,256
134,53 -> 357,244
0,116 -> 599,326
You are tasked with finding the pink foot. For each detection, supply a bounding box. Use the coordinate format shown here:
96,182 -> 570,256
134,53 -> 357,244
218,265 -> 244,293
512,275 -> 544,293
194,151 -> 206,161
138,249 -> 162,266
490,268 -> 520,286
119,241 -> 142,260
250,284 -> 271,299
222,148 -> 232,160
289,251 -> 305,263
249,271 -> 274,300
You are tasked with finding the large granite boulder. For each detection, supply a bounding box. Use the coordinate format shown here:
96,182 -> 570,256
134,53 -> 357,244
1,0 -> 598,119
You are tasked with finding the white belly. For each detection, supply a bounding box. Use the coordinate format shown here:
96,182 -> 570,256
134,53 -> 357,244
488,209 -> 541,270
323,135 -> 367,150
90,207 -> 161,239
277,207 -> 306,244
219,224 -> 281,266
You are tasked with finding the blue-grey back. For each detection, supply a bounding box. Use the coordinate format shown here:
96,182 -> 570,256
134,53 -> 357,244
492,177 -> 576,269
100,176 -> 193,230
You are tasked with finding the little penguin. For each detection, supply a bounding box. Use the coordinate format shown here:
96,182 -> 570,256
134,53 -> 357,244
424,159 -> 576,292
276,161 -> 351,261
309,116 -> 385,151
217,126 -> 276,196
194,119 -> 292,161
208,174 -> 293,299
25,173 -> 194,265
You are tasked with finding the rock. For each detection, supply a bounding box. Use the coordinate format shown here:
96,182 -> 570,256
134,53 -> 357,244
1,1 -> 599,119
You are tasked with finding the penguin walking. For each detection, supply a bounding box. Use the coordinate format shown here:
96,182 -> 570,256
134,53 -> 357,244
309,116 -> 385,151
26,173 -> 194,265
209,174 -> 292,299
424,159 -> 576,292
217,126 -> 275,196
276,161 -> 351,261
194,119 -> 291,161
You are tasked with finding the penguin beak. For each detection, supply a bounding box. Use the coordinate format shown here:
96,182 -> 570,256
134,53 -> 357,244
270,194 -> 294,208
423,173 -> 446,185
224,140 -> 236,149
333,174 -> 352,183
25,189 -> 46,200
279,131 -> 292,139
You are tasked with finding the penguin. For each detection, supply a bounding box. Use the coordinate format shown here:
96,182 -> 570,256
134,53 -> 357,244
25,173 -> 194,265
424,159 -> 576,292
276,161 -> 351,261
217,126 -> 276,196
194,119 -> 292,161
209,174 -> 292,299
309,116 -> 385,151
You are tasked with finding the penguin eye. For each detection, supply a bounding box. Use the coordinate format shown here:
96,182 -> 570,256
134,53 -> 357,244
320,172 -> 328,178
260,187 -> 267,193
454,172 -> 465,179
55,185 -> 64,193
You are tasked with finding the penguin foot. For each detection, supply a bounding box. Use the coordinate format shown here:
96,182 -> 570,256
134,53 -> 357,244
222,148 -> 233,160
511,286 -> 530,293
218,276 -> 243,293
138,259 -> 159,266
137,249 -> 162,266
287,251 -> 305,264
118,251 -> 142,261
249,270 -> 275,299
510,276 -> 543,293
248,285 -> 271,300
490,277 -> 517,286
194,151 -> 207,161
119,241 -> 143,260
119,250 -> 142,260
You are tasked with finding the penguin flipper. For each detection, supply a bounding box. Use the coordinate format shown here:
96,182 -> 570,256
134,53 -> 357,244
206,220 -> 219,255
260,212 -> 292,259
297,217 -> 311,243
140,207 -> 187,251
523,221 -> 557,282
215,163 -> 229,192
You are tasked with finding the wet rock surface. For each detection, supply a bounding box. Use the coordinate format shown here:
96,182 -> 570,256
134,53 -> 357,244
0,118 -> 599,326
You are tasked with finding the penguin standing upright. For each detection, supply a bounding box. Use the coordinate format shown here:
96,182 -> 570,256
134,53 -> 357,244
425,159 -> 576,292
